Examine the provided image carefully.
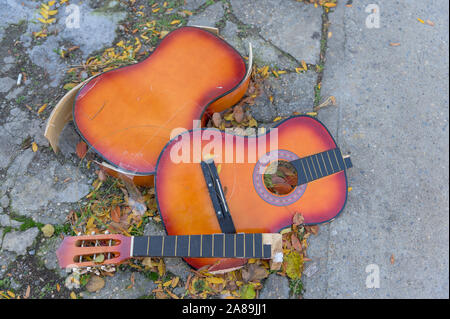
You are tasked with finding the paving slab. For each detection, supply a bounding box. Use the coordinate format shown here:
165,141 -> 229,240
304,0 -> 449,299
230,0 -> 323,64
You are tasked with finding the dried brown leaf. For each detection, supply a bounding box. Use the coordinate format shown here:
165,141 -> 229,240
291,233 -> 302,252
292,212 -> 304,226
233,105 -> 244,123
111,206 -> 121,223
272,183 -> 292,195
76,141 -> 87,159
212,112 -> 222,127
86,275 -> 105,293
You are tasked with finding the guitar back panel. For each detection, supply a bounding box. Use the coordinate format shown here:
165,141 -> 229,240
74,27 -> 247,175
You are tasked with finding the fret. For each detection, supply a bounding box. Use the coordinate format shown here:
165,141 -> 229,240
322,151 -> 333,174
334,148 -> 345,171
328,149 -> 339,173
303,157 -> 313,181
296,159 -> 308,184
320,152 -> 329,176
263,244 -> 271,258
131,236 -> 149,257
326,150 -> 335,173
253,233 -> 255,257
188,235 -> 191,256
332,148 -> 342,171
200,234 -> 203,257
314,154 -> 323,178
307,156 -> 318,180
174,235 -> 178,256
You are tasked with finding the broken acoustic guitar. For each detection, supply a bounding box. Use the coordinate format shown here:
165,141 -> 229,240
154,115 -> 353,272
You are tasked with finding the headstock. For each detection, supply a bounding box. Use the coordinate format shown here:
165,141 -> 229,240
56,232 -> 132,269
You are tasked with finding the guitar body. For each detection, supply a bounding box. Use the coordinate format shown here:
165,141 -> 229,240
155,116 -> 349,271
73,26 -> 249,179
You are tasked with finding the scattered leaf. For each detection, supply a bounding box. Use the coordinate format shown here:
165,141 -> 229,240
206,277 -> 225,285
24,286 -> 30,299
285,251 -> 303,279
86,275 -> 105,292
41,224 -> 55,237
390,254 -> 395,265
291,233 -> 302,252
31,142 -> 38,152
111,206 -> 121,223
70,291 -> 77,299
292,212 -> 304,226
212,112 -> 222,127
233,105 -> 244,123
94,254 -> 105,263
76,141 -> 87,159
37,103 -> 47,114
63,83 -> 77,90
301,60 -> 308,71
241,263 -> 269,282
239,284 -> 256,299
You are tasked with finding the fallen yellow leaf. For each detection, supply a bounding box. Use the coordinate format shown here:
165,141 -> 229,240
70,292 -> 77,299
206,277 -> 225,285
301,60 -> 308,71
32,142 -> 38,152
37,103 -> 47,114
417,18 -> 425,24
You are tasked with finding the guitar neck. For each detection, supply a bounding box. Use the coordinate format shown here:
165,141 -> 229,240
132,233 -> 273,259
56,233 -> 282,269
291,147 -> 352,185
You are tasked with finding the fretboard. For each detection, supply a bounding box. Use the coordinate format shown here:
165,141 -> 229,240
131,233 -> 272,259
291,148 -> 349,185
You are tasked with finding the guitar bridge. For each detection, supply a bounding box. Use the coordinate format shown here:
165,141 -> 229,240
200,160 -> 236,234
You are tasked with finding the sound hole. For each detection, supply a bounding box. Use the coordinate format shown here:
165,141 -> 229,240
263,160 -> 298,196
